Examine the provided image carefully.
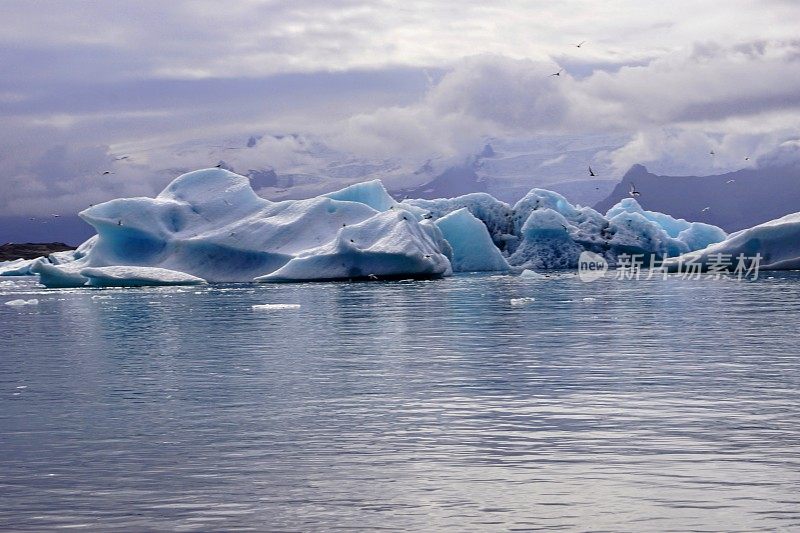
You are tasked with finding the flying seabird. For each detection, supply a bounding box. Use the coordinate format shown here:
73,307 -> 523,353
115,156 -> 129,161
101,171 -> 113,175
368,274 -> 379,280
701,207 -> 710,212
550,68 -> 565,77
709,150 -> 715,156
745,156 -> 750,161
628,183 -> 641,198
588,166 -> 596,177
726,179 -> 736,184
51,214 -> 60,218
574,41 -> 586,48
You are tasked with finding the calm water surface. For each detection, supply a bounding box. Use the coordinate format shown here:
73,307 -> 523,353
1,273 -> 799,531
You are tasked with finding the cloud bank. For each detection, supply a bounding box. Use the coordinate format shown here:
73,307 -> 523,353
2,0 -> 800,218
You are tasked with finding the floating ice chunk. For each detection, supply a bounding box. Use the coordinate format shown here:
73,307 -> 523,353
582,297 -> 597,302
252,303 -> 301,310
256,210 -> 451,282
519,269 -> 547,279
5,298 -> 38,306
54,169 -> 391,284
30,259 -> 88,288
80,266 -> 207,287
510,297 -> 536,305
0,258 -> 37,276
665,211 -> 800,271
435,208 -> 509,272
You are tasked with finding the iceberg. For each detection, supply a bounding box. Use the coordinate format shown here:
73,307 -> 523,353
607,198 -> 726,249
30,170 -> 451,287
665,211 -> 800,271
21,168 -> 739,287
434,208 -> 509,272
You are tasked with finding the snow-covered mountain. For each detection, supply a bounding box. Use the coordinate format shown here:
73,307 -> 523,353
140,132 -> 625,203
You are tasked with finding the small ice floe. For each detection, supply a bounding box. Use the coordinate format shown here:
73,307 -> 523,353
252,303 -> 301,311
0,280 -> 16,287
510,297 -> 536,306
520,269 -> 547,279
582,297 -> 597,302
5,298 -> 39,306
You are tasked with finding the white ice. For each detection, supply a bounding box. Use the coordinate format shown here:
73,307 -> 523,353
252,303 -> 301,310
0,258 -> 37,276
666,211 -> 800,270
5,298 -> 38,306
25,166 -> 796,289
435,208 -> 509,272
81,266 -> 207,287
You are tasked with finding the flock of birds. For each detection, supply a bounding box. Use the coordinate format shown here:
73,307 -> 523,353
548,41 -> 756,216
616,148 -> 750,214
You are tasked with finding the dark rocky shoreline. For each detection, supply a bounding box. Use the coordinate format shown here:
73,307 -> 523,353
0,242 -> 76,262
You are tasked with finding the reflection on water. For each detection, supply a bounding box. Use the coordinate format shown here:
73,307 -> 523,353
1,274 -> 799,531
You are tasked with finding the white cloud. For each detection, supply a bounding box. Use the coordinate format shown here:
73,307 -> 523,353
3,1 -> 800,217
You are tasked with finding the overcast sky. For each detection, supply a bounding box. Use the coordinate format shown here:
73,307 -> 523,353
2,0 -> 800,217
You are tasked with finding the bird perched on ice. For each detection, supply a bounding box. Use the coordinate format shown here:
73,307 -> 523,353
628,183 -> 641,198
